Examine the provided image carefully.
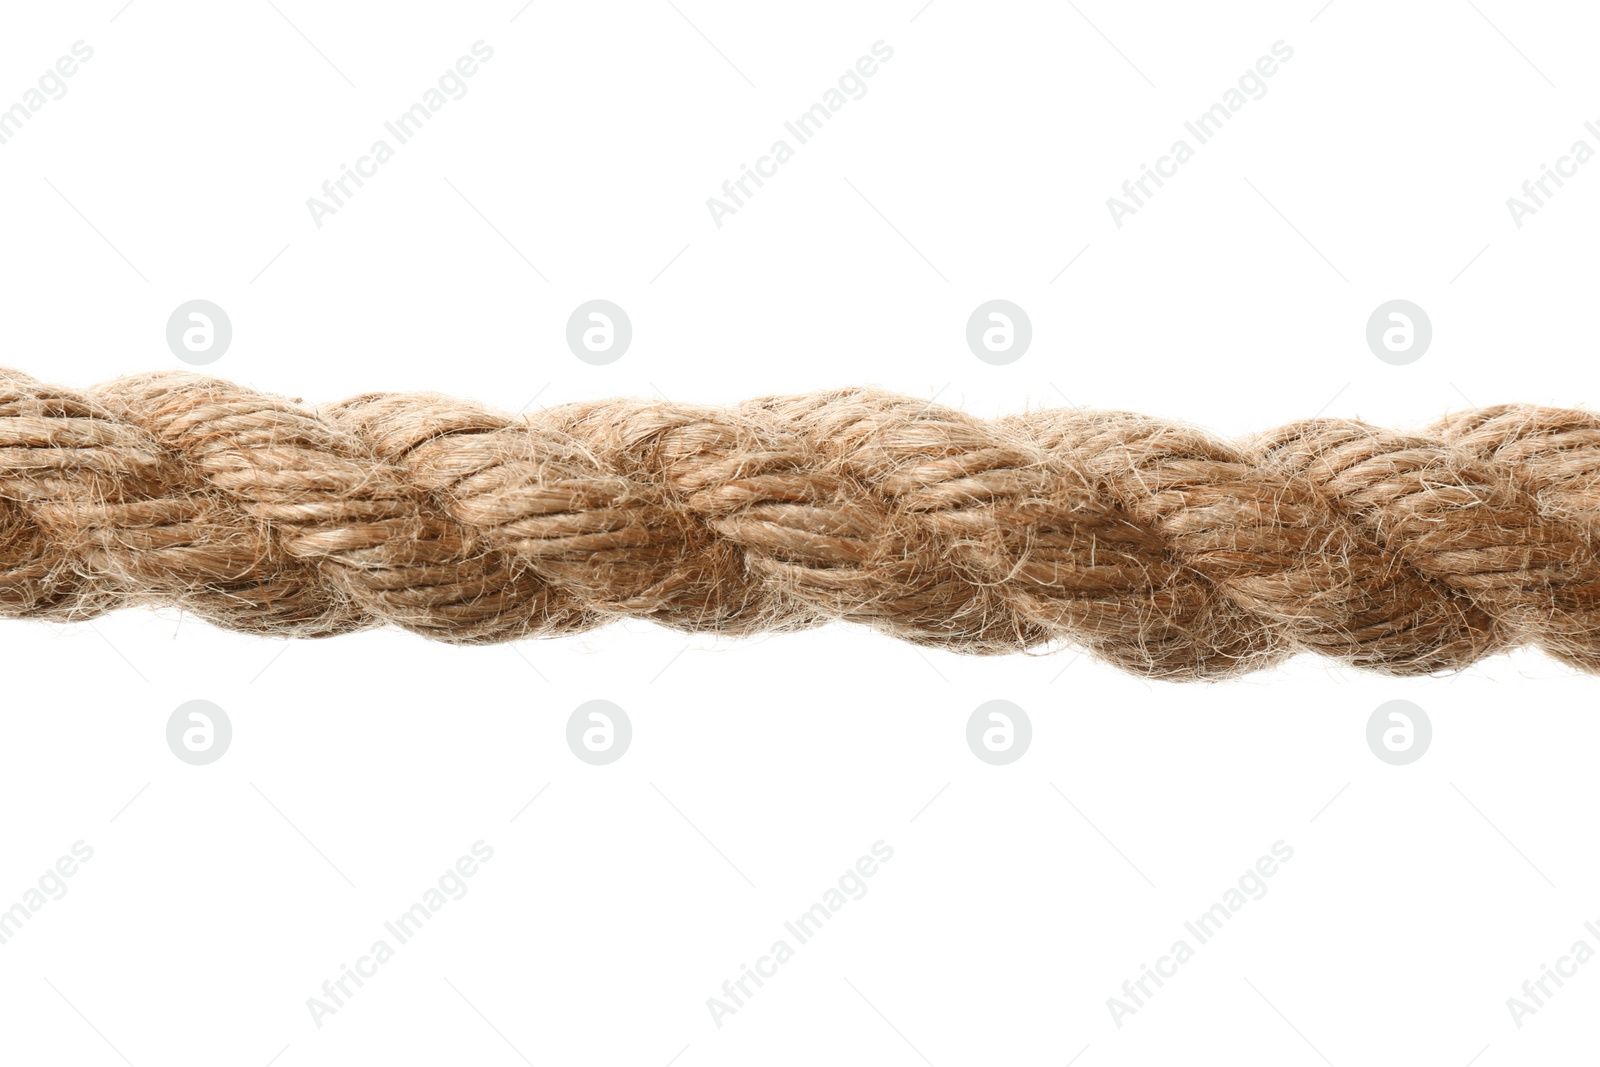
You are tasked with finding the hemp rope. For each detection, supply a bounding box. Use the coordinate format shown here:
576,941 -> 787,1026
1,367 -> 1596,679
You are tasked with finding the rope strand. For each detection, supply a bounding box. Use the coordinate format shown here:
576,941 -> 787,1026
1,368 -> 1594,679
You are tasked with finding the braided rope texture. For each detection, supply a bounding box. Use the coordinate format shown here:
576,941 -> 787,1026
2,368 -> 1597,679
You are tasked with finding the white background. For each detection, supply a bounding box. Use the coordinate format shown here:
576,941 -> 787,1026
1,1 -> 1598,1064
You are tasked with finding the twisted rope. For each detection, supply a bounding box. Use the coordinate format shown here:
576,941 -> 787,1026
1,368 -> 1595,678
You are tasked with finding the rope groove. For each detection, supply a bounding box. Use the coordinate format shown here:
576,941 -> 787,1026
2,368 -> 1596,679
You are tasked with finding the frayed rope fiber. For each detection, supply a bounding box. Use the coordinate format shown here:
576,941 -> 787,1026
3,367 -> 1599,679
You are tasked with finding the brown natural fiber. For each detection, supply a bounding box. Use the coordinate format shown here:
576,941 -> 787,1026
2,367 -> 1597,678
